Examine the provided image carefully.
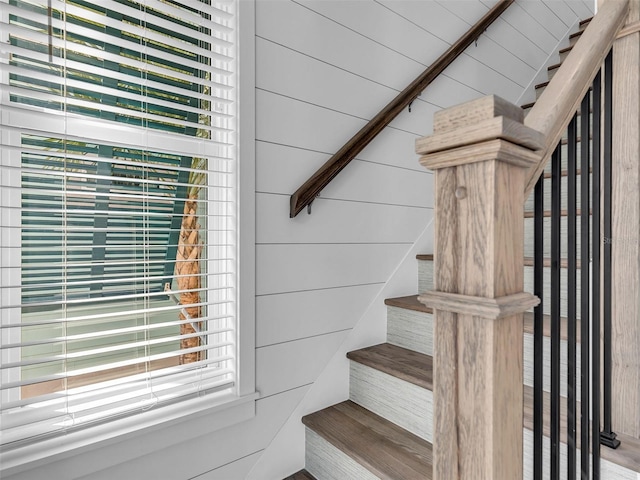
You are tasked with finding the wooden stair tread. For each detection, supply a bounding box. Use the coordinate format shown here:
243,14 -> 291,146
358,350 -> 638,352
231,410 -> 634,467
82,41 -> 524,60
559,45 -> 573,55
347,343 -> 433,390
523,312 -> 581,343
548,61 -> 562,72
523,386 -> 640,473
523,208 -> 592,218
569,30 -> 583,40
523,257 -> 582,269
283,470 -> 317,480
540,167 -> 592,179
385,295 -> 433,314
302,401 -> 433,479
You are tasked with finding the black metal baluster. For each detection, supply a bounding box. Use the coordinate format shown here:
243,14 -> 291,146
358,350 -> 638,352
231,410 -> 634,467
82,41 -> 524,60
534,174 -> 544,480
580,90 -> 591,479
567,113 -> 578,480
591,68 -> 602,480
601,49 -> 620,450
550,143 -> 562,480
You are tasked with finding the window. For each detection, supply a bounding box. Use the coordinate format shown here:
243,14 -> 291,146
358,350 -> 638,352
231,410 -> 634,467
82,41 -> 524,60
0,0 -> 251,456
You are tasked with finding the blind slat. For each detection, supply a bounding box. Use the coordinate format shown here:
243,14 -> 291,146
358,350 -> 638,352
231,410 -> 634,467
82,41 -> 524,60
0,0 -> 237,450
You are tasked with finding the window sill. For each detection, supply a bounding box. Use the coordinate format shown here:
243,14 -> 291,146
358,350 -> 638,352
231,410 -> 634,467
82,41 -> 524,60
1,390 -> 258,478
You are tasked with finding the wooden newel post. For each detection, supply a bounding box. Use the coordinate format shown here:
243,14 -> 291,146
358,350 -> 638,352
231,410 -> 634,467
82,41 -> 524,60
416,96 -> 543,479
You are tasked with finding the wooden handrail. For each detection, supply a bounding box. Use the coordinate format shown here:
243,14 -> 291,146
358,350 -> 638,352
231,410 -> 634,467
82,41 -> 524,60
289,0 -> 514,218
523,0 -> 629,197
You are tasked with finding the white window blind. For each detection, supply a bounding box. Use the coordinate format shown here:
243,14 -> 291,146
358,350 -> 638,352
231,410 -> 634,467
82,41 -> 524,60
0,0 -> 237,449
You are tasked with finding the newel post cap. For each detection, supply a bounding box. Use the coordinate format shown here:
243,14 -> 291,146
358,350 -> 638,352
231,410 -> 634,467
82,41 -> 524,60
415,95 -> 545,170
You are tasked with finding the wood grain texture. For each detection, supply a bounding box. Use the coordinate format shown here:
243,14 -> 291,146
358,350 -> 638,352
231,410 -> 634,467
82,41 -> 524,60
524,0 -> 629,197
302,401 -> 433,479
386,303 -> 433,356
289,0 -> 514,217
283,470 -> 317,480
418,291 -> 539,319
420,96 -> 536,480
433,94 -> 524,132
305,429 -> 379,480
611,24 -> 640,439
416,115 -> 545,155
349,361 -> 433,442
420,138 -> 540,171
347,343 -> 433,390
385,294 -> 433,314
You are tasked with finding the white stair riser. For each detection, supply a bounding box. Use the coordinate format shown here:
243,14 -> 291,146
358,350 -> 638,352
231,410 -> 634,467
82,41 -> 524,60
417,258 -> 433,294
388,304 -> 583,400
523,332 -> 582,398
386,306 -> 432,356
541,139 -> 593,174
305,428 -> 379,480
524,173 -> 588,212
524,215 -> 591,258
349,361 -> 433,442
524,264 -> 585,319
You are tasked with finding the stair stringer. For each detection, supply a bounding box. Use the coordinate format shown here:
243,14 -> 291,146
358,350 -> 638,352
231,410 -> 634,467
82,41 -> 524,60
245,217 -> 435,480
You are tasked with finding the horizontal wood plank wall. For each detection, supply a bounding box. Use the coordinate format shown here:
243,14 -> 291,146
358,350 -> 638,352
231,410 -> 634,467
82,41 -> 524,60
2,1 -> 595,479
249,0 -> 595,478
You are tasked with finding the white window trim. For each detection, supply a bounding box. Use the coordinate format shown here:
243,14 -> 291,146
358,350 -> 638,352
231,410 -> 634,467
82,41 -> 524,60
0,0 -> 256,476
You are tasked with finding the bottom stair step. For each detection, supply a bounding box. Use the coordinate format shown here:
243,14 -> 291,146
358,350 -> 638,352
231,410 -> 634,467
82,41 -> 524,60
302,400 -> 433,480
283,470 -> 317,480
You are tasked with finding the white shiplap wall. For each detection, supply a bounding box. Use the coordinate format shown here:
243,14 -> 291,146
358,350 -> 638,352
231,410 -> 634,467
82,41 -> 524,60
4,1 -> 594,479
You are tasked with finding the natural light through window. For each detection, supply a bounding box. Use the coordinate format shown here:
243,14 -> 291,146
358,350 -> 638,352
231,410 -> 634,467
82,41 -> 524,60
0,0 -> 238,450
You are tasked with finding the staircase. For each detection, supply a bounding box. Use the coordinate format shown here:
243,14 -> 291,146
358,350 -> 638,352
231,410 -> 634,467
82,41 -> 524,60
287,16 -> 640,480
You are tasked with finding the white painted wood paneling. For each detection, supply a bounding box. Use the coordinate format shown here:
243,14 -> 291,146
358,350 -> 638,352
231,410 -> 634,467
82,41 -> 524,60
299,0 -> 451,66
188,451 -> 262,480
256,90 -> 422,171
257,194 -> 430,244
256,284 -> 381,348
499,3 -> 565,52
255,142 -> 433,207
256,330 -> 350,398
256,243 -> 411,296
72,388 -> 309,480
517,0 -> 573,39
256,37 -> 405,126
256,0 -> 425,91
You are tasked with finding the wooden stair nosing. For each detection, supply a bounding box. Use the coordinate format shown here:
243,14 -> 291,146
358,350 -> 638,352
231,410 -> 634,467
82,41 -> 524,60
523,208 -> 592,218
559,45 -> 573,55
302,401 -> 433,480
419,254 -> 583,270
283,470 -> 317,480
539,167 -> 593,179
347,343 -> 433,390
523,311 -> 581,343
523,257 -> 582,269
569,30 -> 584,40
385,295 -> 433,314
523,386 -> 640,474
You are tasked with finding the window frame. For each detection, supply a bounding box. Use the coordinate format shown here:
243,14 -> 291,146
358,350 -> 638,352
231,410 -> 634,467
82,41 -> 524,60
0,0 -> 256,475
